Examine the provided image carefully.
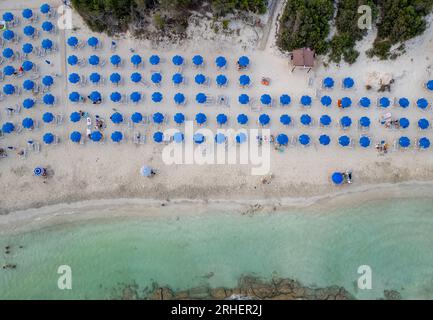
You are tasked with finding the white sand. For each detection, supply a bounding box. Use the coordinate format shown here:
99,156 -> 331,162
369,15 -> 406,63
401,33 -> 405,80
1,1 -> 433,215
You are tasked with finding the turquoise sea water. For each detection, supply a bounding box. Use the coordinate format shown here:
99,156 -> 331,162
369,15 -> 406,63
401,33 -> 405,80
1,196 -> 433,299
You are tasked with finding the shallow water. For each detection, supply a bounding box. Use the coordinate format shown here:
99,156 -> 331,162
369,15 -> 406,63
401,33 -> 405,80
1,196 -> 433,299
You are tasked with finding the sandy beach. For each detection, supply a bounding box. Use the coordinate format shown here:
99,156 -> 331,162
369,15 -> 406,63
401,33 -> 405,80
2,0 -> 433,215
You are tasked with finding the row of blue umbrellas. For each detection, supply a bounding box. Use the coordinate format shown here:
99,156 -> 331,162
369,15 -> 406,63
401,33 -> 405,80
323,77 -> 355,89
2,5 -> 52,23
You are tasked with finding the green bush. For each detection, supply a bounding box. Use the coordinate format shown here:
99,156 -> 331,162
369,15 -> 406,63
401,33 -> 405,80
277,0 -> 334,55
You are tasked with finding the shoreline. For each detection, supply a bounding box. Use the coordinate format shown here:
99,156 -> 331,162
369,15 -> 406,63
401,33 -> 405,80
2,180 -> 433,235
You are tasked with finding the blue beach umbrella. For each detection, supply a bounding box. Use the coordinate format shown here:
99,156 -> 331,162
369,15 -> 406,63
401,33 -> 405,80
90,131 -> 103,142
3,30 -> 15,41
151,72 -> 162,84
277,134 -> 289,146
3,12 -> 14,22
342,77 -> 354,89
2,48 -> 14,59
379,97 -> 390,108
172,55 -> 184,66
89,72 -> 101,84
338,135 -> 350,147
399,97 -> 410,108
3,66 -> 15,76
320,95 -> 332,107
42,75 -> 54,87
130,72 -> 142,83
216,114 -> 228,125
22,60 -> 34,71
195,113 -> 207,125
215,133 -> 226,144
323,77 -> 334,88
319,134 -> 331,146
23,98 -> 35,109
236,132 -> 247,144
43,133 -> 54,144
88,55 -> 100,66
153,112 -> 164,124
110,112 -> 123,124
340,116 -> 352,128
109,73 -> 121,84
152,92 -> 163,103
216,75 -> 227,86
87,37 -> 99,48
173,132 -> 184,143
359,97 -> 371,108
359,116 -> 370,128
22,118 -> 34,129
196,93 -> 207,104
69,92 -> 81,103
359,136 -> 371,148
261,94 -> 272,106
40,3 -> 51,14
299,134 -> 310,146
22,43 -> 33,54
320,115 -> 331,126
239,75 -> 250,86
301,95 -> 312,106
67,36 -> 78,47
419,137 -> 430,149
110,55 -> 121,66
41,39 -> 53,50
237,114 -> 248,125
153,132 -> 163,143
280,114 -> 292,126
131,112 -> 143,124
42,21 -> 54,32
70,112 -> 81,122
280,94 -> 291,106
238,56 -> 249,68
174,93 -> 185,105
341,97 -> 352,108
195,74 -> 206,85
89,91 -> 101,103
149,55 -> 160,65
174,113 -> 185,124
67,55 -> 78,66
192,55 -> 204,66
111,131 -> 123,142
172,73 -> 183,85
23,79 -> 35,91
418,118 -> 429,130
23,25 -> 35,37
399,136 -> 410,148
70,131 -> 81,143
417,98 -> 429,110
130,92 -> 141,103
399,117 -> 410,129
216,56 -> 227,68
22,9 -> 33,19
426,80 -> 433,91
110,92 -> 122,103
194,133 -> 205,144
3,84 -> 15,95
68,73 -> 80,84
259,114 -> 270,126
332,172 -> 344,185
238,94 -> 249,105
300,114 -> 312,126
42,112 -> 54,123
2,122 -> 14,133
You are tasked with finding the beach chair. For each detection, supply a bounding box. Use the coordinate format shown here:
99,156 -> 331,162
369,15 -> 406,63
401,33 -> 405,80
0,130 -> 4,140
217,95 -> 229,107
55,114 -> 64,125
0,71 -> 4,82
140,134 -> 146,144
